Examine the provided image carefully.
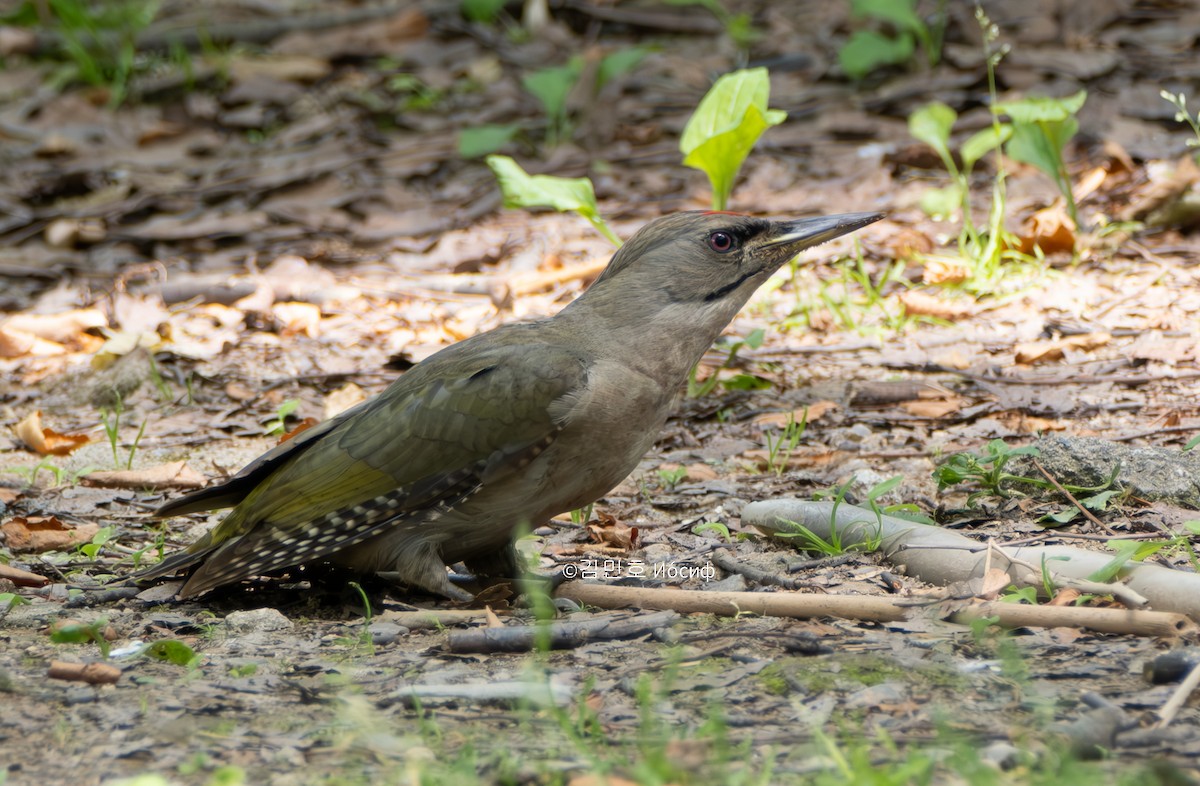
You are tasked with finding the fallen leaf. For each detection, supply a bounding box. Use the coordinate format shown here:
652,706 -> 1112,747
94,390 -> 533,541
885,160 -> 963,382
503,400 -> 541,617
1,516 -> 99,552
323,383 -> 367,420
1018,200 -> 1076,255
1048,588 -> 1082,607
272,301 -> 323,338
900,396 -> 966,418
922,255 -> 971,285
2,307 -> 106,344
14,411 -> 91,456
752,401 -> 838,427
896,290 -> 972,320
1014,332 -> 1111,365
82,461 -> 208,491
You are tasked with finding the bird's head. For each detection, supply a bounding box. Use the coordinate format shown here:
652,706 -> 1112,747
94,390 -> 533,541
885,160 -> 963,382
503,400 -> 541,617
592,210 -> 884,306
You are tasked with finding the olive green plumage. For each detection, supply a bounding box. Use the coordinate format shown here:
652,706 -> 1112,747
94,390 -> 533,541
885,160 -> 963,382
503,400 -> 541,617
135,210 -> 882,599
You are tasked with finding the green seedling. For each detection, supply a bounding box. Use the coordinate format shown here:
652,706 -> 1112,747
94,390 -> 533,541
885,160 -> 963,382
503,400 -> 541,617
679,67 -> 786,211
140,638 -> 200,667
657,466 -> 687,490
5,0 -> 161,107
461,0 -> 507,23
263,399 -> 300,437
1183,433 -> 1200,452
1162,90 -> 1200,152
935,439 -> 1119,514
1087,539 -> 1169,584
665,0 -> 758,49
692,521 -> 735,542
839,0 -> 947,80
934,439 -> 1039,504
1041,488 -> 1121,527
77,526 -> 116,561
995,90 -> 1088,225
686,328 -> 764,398
520,49 -> 647,148
459,124 -> 520,158
486,155 -> 622,246
569,503 -> 594,526
99,398 -> 148,469
762,409 -> 807,477
51,618 -> 112,658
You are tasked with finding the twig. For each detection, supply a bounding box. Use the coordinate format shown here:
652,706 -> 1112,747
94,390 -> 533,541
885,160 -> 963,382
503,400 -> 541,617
553,582 -> 1194,637
1155,661 -> 1200,729
712,548 -> 799,589
446,610 -> 679,653
1032,458 -> 1117,535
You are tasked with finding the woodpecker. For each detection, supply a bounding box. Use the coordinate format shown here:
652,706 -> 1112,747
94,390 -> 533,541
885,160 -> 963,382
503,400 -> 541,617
134,210 -> 882,599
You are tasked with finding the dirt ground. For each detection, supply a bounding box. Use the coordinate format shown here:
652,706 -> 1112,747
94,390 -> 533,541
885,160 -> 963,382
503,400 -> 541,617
3,0 -> 1200,783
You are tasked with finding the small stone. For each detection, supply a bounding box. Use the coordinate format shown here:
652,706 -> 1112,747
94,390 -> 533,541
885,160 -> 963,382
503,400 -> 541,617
224,608 -> 293,634
368,622 -> 408,646
705,574 -> 747,592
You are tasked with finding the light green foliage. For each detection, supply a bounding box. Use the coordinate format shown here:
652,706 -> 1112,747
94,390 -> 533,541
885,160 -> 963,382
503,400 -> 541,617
657,465 -> 687,489
263,399 -> 299,437
1161,90 -> 1200,152
680,67 -> 786,210
995,90 -> 1087,223
519,49 -> 648,148
522,59 -> 582,146
78,526 -> 116,561
50,618 -> 112,658
762,409 -> 807,477
140,639 -> 200,667
934,439 -> 1120,514
486,155 -> 622,246
839,0 -> 947,80
458,124 -> 520,158
786,243 -> 921,335
692,521 -> 734,541
460,0 -> 507,23
664,0 -> 758,48
1087,539 -> 1169,583
686,328 -> 765,397
4,0 -> 160,106
569,502 -> 594,525
100,397 -> 148,469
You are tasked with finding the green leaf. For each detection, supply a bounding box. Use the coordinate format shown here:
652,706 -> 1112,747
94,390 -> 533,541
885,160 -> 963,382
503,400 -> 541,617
1184,434 -> 1200,451
680,67 -> 786,210
1041,508 -> 1080,526
1080,489 -> 1120,511
744,327 -> 766,349
995,91 -> 1087,124
1006,119 -> 1078,182
866,475 -> 903,500
461,0 -> 507,23
486,155 -> 622,246
142,639 -> 199,666
1087,539 -> 1167,583
960,124 -> 1012,171
721,373 -> 772,391
597,47 -> 647,90
522,62 -> 581,121
918,184 -> 961,218
908,102 -> 956,160
851,0 -> 923,34
458,124 -> 519,158
839,29 -> 915,80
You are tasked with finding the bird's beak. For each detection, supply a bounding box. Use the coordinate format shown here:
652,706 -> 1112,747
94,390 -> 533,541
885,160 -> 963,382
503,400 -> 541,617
763,212 -> 885,251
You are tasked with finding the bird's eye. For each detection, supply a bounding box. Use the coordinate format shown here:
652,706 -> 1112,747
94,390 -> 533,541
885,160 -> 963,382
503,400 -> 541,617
708,231 -> 735,253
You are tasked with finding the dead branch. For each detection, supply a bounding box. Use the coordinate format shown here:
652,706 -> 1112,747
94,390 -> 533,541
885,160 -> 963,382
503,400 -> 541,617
446,610 -> 679,653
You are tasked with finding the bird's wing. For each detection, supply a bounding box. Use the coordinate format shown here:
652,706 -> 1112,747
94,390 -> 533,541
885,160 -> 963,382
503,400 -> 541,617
154,338 -> 589,591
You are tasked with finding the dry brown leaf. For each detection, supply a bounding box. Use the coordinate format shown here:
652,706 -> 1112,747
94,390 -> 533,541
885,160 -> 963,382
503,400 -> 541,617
1048,587 -> 1082,607
895,290 -> 972,321
885,227 -> 934,259
272,301 -> 322,338
976,567 -> 1012,600
1,516 -> 99,552
1018,201 -> 1076,255
993,412 -> 1068,433
752,401 -> 837,428
82,461 -> 208,491
1014,332 -> 1111,364
586,510 -> 634,550
900,396 -> 966,418
2,307 -> 106,344
922,255 -> 971,285
323,382 -> 367,420
14,410 -> 91,456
